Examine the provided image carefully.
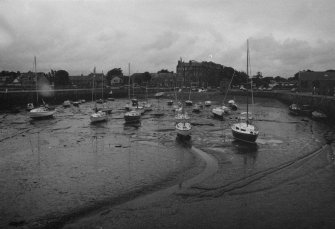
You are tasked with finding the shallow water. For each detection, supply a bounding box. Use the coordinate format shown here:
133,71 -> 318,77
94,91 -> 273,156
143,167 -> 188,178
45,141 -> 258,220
0,96 -> 333,228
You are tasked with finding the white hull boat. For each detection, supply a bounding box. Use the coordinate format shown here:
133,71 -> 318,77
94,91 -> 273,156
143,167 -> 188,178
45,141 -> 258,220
185,100 -> 193,106
205,101 -> 211,107
239,112 -> 253,121
228,100 -> 238,110
175,122 -> 192,137
212,106 -> 230,118
29,107 -> 55,119
26,103 -> 34,111
142,102 -> 153,112
90,111 -> 108,123
175,112 -> 190,121
63,100 -> 71,107
311,111 -> 327,120
193,104 -> 201,113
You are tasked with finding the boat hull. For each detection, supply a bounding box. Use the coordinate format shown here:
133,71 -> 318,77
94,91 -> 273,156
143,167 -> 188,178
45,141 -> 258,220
101,108 -> 113,114
90,112 -> 108,123
231,128 -> 258,143
175,122 -> 192,136
204,101 -> 211,107
185,100 -> 193,106
29,108 -> 55,119
124,111 -> 141,123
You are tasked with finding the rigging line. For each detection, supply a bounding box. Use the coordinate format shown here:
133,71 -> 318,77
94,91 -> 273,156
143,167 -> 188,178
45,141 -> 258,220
223,69 -> 235,104
247,40 -> 255,115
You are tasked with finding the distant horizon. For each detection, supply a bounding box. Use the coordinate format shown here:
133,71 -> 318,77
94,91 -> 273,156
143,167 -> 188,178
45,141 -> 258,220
2,64 -> 334,78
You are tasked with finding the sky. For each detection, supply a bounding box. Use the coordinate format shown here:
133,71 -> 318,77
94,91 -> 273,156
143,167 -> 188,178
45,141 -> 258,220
1,0 -> 335,77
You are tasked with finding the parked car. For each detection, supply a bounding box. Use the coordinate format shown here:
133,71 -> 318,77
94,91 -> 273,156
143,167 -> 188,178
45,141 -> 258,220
291,88 -> 297,92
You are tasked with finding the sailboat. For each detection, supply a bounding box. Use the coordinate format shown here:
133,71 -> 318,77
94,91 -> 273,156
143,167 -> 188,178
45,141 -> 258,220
175,105 -> 192,138
204,100 -> 211,107
172,86 -> 182,111
151,92 -> 165,117
231,40 -> 259,143
167,99 -> 174,105
185,85 -> 193,106
124,63 -> 141,123
212,104 -> 230,119
228,99 -> 238,111
192,103 -> 201,113
90,67 -> 108,123
100,71 -> 113,114
26,103 -> 34,111
212,70 -> 238,119
29,57 -> 55,119
141,83 -> 153,112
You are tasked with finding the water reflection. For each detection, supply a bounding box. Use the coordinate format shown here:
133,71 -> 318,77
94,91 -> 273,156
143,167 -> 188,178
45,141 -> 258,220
232,140 -> 259,155
123,121 -> 141,130
175,135 -> 192,148
29,117 -> 56,126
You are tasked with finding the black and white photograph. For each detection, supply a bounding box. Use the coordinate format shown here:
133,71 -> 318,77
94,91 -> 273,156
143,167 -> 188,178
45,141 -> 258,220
1,0 -> 335,228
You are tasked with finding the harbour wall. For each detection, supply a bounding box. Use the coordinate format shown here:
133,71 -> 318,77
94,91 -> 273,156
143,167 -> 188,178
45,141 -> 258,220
168,90 -> 335,118
229,90 -> 335,118
1,88 -> 335,118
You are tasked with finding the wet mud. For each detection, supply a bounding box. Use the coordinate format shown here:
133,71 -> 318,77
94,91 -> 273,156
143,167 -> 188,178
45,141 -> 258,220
1,96 -> 335,229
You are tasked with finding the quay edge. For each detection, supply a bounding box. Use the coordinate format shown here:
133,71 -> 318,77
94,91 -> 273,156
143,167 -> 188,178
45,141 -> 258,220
1,89 -> 335,120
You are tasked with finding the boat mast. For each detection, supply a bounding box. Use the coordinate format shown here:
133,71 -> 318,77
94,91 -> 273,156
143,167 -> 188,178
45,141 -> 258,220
92,67 -> 96,108
128,63 -> 130,101
223,70 -> 235,104
246,40 -> 249,126
34,56 -> 38,105
102,70 -> 104,100
91,68 -> 94,103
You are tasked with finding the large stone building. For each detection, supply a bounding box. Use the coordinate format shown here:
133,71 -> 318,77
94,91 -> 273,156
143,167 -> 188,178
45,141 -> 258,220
298,71 -> 335,96
176,59 -> 227,88
150,72 -> 176,87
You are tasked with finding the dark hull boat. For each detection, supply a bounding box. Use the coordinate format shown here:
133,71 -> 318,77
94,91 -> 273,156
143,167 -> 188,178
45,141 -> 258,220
231,123 -> 258,143
231,40 -> 259,144
185,100 -> 193,106
124,110 -> 141,123
289,104 -> 301,115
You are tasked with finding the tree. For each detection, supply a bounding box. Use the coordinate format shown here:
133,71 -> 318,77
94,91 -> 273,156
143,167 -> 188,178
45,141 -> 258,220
143,72 -> 151,83
106,68 -> 123,86
274,76 -> 286,82
157,69 -> 171,73
54,70 -> 70,87
232,71 -> 248,86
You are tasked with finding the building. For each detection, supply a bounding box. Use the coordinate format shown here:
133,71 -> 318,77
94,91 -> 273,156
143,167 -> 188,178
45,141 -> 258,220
110,76 -> 124,86
176,59 -> 227,88
150,72 -> 176,87
298,71 -> 335,96
69,73 -> 106,89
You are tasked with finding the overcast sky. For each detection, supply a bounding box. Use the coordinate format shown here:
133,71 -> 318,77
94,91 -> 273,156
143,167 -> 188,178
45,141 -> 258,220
1,0 -> 335,77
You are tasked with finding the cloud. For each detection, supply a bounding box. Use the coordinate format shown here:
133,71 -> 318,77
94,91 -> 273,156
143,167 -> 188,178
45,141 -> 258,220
0,0 -> 334,77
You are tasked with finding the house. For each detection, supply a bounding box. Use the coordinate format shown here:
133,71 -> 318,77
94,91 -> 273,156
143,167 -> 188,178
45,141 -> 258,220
298,71 -> 335,95
69,73 -> 107,89
110,76 -> 124,86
